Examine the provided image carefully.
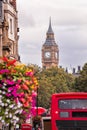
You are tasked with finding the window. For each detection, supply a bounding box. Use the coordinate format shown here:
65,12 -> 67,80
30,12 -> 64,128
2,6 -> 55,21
59,99 -> 87,109
10,18 -> 12,34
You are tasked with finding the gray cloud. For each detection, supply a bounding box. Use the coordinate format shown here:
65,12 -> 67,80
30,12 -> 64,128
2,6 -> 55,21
57,27 -> 87,68
18,12 -> 35,28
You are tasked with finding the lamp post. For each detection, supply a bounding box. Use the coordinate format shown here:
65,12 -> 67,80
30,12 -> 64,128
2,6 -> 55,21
36,87 -> 38,116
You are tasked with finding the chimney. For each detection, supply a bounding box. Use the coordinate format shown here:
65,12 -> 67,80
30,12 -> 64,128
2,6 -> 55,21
65,67 -> 68,73
72,68 -> 75,74
77,66 -> 81,73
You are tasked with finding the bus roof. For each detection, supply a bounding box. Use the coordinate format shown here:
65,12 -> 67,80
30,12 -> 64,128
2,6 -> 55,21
52,92 -> 87,98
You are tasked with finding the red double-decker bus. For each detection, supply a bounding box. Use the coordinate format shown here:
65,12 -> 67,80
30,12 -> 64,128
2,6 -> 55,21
51,92 -> 87,130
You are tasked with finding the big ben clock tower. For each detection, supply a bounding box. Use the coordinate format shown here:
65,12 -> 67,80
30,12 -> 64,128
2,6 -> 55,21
42,18 -> 59,69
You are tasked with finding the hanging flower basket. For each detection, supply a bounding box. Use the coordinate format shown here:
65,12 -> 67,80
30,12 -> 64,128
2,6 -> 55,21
0,57 -> 38,126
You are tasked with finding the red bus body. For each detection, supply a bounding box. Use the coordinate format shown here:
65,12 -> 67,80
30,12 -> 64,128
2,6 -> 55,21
51,92 -> 87,130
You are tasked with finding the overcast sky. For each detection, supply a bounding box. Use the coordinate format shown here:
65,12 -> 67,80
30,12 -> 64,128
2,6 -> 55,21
17,0 -> 87,70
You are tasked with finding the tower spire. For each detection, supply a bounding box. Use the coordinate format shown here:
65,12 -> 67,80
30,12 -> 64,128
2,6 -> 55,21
47,17 -> 54,34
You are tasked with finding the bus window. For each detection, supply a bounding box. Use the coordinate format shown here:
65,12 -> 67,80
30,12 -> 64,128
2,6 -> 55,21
59,99 -> 87,109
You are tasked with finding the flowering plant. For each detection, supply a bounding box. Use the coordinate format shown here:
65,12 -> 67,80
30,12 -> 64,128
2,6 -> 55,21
0,57 -> 38,126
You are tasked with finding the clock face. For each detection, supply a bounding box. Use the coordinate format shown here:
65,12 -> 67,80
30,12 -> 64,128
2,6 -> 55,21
45,52 -> 51,58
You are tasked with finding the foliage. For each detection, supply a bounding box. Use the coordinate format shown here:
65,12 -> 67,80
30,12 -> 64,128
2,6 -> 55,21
35,67 -> 75,108
0,57 -> 38,126
74,63 -> 87,92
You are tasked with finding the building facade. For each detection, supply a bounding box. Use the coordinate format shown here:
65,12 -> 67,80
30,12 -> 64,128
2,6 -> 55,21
0,0 -> 19,60
42,19 -> 59,69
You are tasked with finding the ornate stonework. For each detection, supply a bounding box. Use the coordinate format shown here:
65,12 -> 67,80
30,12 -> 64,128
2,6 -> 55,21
42,18 -> 59,69
0,0 -> 19,60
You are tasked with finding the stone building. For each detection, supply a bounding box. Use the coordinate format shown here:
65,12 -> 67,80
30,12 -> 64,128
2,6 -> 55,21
0,0 -> 19,60
42,18 -> 59,69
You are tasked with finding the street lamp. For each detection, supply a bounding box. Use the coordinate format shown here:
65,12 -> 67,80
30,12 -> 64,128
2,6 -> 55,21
36,87 -> 38,116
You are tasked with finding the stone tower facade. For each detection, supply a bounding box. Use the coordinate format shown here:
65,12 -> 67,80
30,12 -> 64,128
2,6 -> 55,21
42,19 -> 59,69
0,0 -> 19,60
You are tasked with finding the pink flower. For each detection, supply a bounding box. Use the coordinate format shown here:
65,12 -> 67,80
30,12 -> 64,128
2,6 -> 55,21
12,90 -> 18,97
22,110 -> 27,115
18,92 -> 24,98
14,98 -> 18,103
6,79 -> 14,85
32,91 -> 37,97
17,79 -> 22,84
0,69 -> 9,74
25,71 -> 34,77
6,93 -> 11,97
15,84 -> 21,89
8,87 -> 13,91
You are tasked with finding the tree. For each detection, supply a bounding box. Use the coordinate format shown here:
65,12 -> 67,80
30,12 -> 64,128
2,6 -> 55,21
74,63 -> 87,92
36,67 -> 75,108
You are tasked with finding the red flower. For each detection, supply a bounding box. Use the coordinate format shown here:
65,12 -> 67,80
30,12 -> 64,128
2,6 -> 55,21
23,101 -> 29,107
22,84 -> 28,90
20,98 -> 26,103
2,57 -> 8,62
7,59 -> 16,66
